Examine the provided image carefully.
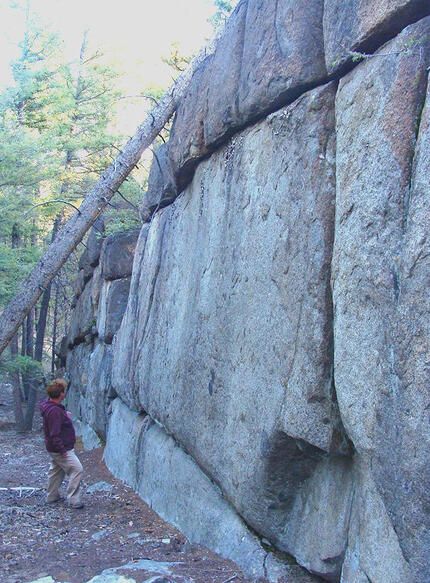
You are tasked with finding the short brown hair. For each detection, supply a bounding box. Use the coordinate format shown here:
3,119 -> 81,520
46,378 -> 68,399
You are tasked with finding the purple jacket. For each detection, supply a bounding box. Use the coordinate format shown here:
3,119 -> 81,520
39,399 -> 76,455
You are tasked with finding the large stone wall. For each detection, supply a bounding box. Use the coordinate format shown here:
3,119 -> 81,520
66,3 -> 430,582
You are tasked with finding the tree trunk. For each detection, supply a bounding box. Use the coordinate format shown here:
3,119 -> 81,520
10,335 -> 25,432
0,39 -> 217,356
21,322 -> 26,356
23,375 -> 39,431
51,277 -> 60,374
35,217 -> 61,363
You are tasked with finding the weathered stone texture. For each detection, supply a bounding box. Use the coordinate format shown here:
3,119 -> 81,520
65,342 -> 93,417
324,0 -> 430,74
333,18 -> 430,581
100,230 -> 139,281
104,398 -> 322,582
104,398 -> 147,489
97,278 -> 131,344
169,0 -> 327,193
202,1 -> 247,149
83,343 -> 115,438
168,55 -> 213,190
113,83 -> 347,579
140,144 -> 177,221
67,282 -> 95,347
111,224 -> 150,412
237,0 -> 326,124
87,217 -> 105,267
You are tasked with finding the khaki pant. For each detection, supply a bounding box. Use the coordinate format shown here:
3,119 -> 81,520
47,449 -> 83,506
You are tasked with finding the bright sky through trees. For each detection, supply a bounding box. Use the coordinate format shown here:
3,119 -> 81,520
0,0 -> 217,95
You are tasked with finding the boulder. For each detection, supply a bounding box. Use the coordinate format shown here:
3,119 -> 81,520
168,55 -> 213,191
237,0 -> 326,124
73,269 -> 86,299
170,0 -> 328,194
87,217 -> 105,267
324,0 -> 430,74
140,143 -> 177,221
85,343 -> 115,438
340,460 -> 412,583
100,230 -> 139,281
97,278 -> 131,344
67,282 -> 95,347
78,248 -> 93,284
202,0 -> 248,148
111,225 -> 150,411
332,17 -> 430,580
65,342 -> 93,419
104,398 -> 148,489
91,264 -> 103,313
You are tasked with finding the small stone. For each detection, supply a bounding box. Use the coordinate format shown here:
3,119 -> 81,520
86,481 -> 113,494
91,529 -> 109,541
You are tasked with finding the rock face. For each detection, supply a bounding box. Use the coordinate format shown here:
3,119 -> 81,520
66,228 -> 139,441
65,4 -> 430,582
333,19 -> 430,581
324,0 -> 430,74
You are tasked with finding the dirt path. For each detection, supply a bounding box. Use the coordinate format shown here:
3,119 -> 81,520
0,387 -> 255,583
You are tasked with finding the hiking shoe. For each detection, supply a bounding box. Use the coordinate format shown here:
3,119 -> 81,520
69,502 -> 84,509
46,496 -> 63,504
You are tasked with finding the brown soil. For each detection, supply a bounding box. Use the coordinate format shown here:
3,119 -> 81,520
0,385 -> 257,583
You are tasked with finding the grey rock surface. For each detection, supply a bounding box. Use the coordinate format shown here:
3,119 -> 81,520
72,269 -> 86,300
84,342 -> 114,437
78,248 -> 93,284
169,0 -> 328,194
340,460 -> 411,583
65,342 -> 94,424
333,18 -> 430,581
202,0 -> 247,149
113,83 -> 350,579
237,0 -> 326,124
86,481 -> 113,494
324,0 -> 430,74
104,398 -> 147,490
141,144 -> 177,221
87,217 -> 105,267
138,420 -> 275,580
100,230 -> 139,281
104,399 -> 319,582
73,418 -> 103,450
67,282 -> 95,348
111,225 -> 150,411
168,55 -> 213,191
97,278 -> 131,344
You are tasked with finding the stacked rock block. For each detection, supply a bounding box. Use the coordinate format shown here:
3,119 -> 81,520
66,221 -> 139,442
67,1 -> 430,582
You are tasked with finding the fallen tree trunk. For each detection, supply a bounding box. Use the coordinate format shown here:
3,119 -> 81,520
0,40 -> 217,356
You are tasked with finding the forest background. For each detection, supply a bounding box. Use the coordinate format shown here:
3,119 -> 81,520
0,0 -> 237,431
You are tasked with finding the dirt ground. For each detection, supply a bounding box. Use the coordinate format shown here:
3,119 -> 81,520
0,385 -> 257,583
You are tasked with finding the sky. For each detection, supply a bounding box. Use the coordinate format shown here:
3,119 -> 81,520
0,0 -> 218,130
